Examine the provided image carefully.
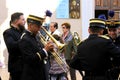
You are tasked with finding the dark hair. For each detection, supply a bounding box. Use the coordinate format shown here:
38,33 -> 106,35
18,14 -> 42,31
61,22 -> 71,29
10,12 -> 23,26
10,12 -> 23,23
89,27 -> 104,33
54,22 -> 58,29
51,22 -> 58,29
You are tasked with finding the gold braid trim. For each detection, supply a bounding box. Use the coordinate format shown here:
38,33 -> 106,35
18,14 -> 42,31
99,35 -> 110,39
90,20 -> 105,24
36,52 -> 42,60
27,16 -> 44,22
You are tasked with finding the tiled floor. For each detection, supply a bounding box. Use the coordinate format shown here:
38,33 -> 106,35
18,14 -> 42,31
0,65 -> 82,80
0,66 -> 9,80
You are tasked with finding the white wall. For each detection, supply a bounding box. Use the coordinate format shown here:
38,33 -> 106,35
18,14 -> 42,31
0,0 -> 95,40
50,0 -> 95,40
81,0 -> 95,40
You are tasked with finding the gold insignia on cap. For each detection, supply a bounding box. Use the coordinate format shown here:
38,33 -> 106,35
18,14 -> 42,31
106,20 -> 120,27
114,21 -> 120,24
106,21 -> 115,26
106,21 -> 113,24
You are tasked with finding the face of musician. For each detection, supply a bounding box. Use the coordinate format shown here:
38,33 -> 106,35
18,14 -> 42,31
28,23 -> 41,35
50,22 -> 56,33
117,26 -> 120,36
107,28 -> 117,40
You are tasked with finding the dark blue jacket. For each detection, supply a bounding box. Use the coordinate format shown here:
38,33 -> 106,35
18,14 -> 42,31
19,30 -> 47,80
70,34 -> 120,73
3,26 -> 24,73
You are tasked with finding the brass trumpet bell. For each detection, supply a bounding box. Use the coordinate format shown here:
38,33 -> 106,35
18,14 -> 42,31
57,41 -> 65,50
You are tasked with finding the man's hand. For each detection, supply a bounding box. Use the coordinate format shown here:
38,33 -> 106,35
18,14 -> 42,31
44,41 -> 54,52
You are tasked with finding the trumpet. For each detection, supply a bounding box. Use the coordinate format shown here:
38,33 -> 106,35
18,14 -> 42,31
41,26 -> 65,50
38,31 -> 69,73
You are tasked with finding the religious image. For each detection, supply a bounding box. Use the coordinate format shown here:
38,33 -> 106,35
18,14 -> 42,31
69,0 -> 80,19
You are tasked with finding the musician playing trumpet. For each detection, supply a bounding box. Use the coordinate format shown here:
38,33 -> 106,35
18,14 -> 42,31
49,34 -> 69,80
19,15 -> 54,80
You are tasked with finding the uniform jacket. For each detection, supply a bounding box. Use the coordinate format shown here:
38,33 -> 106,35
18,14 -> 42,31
113,36 -> 120,47
70,34 -> 120,73
105,34 -> 120,47
19,30 -> 48,80
3,26 -> 24,73
106,34 -> 120,67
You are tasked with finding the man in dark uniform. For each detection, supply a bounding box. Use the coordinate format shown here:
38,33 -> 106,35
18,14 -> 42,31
19,15 -> 54,80
106,20 -> 120,47
3,12 -> 25,80
106,20 -> 120,80
70,18 -> 120,80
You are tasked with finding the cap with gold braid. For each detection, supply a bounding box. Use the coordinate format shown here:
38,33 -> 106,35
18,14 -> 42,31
27,15 -> 45,26
106,20 -> 120,28
89,18 -> 106,28
115,20 -> 120,27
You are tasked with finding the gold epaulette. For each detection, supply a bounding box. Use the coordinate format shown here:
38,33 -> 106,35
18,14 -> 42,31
36,52 -> 41,60
99,35 -> 110,39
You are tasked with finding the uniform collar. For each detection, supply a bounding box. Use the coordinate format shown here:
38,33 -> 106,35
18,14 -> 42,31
89,34 -> 98,38
25,30 -> 36,37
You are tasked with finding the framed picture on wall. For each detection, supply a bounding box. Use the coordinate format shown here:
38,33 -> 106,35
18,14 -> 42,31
69,0 -> 80,19
56,0 -> 80,19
